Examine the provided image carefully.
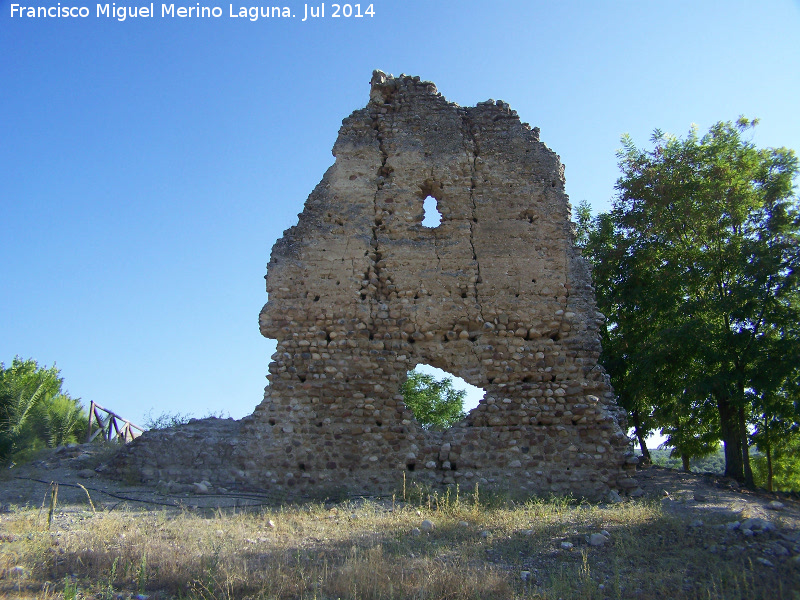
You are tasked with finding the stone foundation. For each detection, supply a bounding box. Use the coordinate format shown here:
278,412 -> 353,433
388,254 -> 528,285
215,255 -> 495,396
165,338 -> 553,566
111,72 -> 637,501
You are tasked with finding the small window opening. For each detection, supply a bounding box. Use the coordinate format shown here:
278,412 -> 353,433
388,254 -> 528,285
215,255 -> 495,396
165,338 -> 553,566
422,196 -> 442,228
399,364 -> 485,431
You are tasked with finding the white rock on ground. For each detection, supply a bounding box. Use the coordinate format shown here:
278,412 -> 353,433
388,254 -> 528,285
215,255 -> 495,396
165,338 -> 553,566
756,557 -> 775,567
588,533 -> 607,546
741,518 -> 776,533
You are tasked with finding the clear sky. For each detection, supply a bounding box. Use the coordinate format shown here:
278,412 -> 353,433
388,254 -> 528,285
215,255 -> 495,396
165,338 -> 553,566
2,0 -> 799,431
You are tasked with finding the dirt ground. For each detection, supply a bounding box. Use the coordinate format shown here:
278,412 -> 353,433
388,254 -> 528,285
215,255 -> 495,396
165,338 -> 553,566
1,443 -> 799,599
1,443 -> 798,526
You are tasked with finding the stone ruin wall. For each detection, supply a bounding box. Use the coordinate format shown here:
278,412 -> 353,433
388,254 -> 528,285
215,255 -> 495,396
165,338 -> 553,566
111,72 -> 637,501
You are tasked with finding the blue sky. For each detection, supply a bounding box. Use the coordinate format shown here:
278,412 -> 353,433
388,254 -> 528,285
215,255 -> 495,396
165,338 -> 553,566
2,1 -> 799,430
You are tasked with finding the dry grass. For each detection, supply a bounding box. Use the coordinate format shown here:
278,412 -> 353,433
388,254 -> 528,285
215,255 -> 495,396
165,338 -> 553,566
0,485 -> 796,599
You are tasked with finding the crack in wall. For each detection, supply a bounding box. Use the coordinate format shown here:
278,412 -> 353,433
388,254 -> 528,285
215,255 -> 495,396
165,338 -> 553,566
367,106 -> 392,332
429,169 -> 443,273
463,110 -> 485,325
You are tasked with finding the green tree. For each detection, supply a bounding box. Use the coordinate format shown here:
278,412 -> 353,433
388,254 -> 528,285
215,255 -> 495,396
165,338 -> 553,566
751,430 -> 800,492
574,199 -> 593,249
401,369 -> 466,430
750,380 -> 800,491
0,357 -> 88,461
584,210 -> 660,463
655,393 -> 719,471
584,118 -> 800,484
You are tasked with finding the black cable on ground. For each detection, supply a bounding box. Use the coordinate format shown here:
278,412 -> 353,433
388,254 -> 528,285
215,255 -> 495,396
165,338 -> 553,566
12,476 -> 275,509
12,475 -> 398,511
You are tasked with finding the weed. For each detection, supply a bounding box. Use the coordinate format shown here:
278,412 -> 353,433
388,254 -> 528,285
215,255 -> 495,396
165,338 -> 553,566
137,552 -> 147,594
62,578 -> 79,600
97,557 -> 119,600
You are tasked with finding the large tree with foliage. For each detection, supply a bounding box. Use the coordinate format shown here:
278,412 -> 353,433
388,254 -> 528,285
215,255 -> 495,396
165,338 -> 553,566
583,118 -> 800,484
0,357 -> 88,461
401,369 -> 466,430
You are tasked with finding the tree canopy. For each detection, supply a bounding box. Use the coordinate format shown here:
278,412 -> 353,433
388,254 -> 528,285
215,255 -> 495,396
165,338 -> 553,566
0,357 -> 88,461
582,118 -> 800,486
400,369 -> 467,430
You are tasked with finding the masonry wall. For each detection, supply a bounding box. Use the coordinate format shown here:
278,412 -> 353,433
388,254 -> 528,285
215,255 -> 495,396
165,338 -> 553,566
111,72 -> 637,501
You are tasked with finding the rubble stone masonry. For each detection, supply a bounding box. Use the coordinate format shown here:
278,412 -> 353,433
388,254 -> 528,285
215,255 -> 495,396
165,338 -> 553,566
111,72 -> 637,500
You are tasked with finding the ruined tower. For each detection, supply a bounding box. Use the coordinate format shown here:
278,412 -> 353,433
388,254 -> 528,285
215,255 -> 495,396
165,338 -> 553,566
112,72 -> 637,500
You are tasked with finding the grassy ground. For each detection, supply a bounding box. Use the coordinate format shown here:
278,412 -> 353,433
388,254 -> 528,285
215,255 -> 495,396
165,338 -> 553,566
1,482 -> 797,600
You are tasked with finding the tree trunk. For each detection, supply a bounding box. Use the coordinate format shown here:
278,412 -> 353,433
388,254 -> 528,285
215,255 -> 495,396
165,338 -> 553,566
766,443 -> 773,492
739,407 -> 754,488
718,395 -> 744,481
631,408 -> 651,463
681,453 -> 690,472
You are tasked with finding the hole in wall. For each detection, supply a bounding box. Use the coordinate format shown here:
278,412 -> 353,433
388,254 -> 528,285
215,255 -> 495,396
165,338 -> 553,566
421,196 -> 442,228
399,364 -> 485,430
